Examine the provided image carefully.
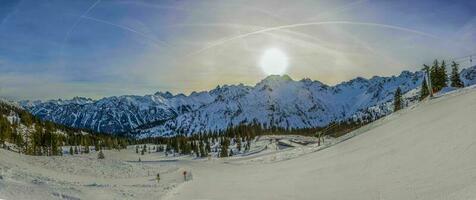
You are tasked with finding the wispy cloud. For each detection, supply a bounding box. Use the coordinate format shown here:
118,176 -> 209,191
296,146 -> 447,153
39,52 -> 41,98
0,0 -> 475,100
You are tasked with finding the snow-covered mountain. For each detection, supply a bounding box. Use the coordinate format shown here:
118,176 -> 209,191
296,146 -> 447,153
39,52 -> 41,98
20,66 -> 476,137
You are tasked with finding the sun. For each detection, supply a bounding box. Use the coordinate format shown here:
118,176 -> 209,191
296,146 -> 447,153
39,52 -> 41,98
259,48 -> 288,76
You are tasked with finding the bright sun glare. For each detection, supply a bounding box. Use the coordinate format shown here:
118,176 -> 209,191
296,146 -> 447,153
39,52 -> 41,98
259,48 -> 288,76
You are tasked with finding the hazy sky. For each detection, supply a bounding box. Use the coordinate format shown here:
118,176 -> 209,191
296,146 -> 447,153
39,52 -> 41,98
0,0 -> 475,100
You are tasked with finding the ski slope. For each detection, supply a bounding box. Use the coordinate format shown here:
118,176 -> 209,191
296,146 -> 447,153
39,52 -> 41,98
167,86 -> 476,200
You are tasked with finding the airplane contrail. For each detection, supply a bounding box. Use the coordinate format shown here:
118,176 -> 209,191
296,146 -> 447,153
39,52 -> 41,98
0,0 -> 23,27
60,0 -> 101,55
171,23 -> 348,57
81,16 -> 170,47
187,21 -> 440,57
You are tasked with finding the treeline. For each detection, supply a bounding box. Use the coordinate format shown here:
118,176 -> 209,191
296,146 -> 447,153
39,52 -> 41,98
420,59 -> 464,100
392,59 -> 466,113
0,101 -> 129,156
134,119 -> 368,158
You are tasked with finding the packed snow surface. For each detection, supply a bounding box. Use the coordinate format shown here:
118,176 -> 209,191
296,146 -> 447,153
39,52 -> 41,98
2,86 -> 476,199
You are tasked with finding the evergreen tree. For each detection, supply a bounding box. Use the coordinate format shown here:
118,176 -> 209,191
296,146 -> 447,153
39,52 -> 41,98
450,61 -> 464,88
439,60 -> 448,88
199,142 -> 206,158
429,59 -> 448,92
194,141 -> 200,157
393,87 -> 403,112
430,60 -> 439,92
236,137 -> 242,152
420,77 -> 430,101
219,138 -> 229,157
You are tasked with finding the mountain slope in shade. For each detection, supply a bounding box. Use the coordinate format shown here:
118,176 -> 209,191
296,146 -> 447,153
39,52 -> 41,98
20,66 -> 476,137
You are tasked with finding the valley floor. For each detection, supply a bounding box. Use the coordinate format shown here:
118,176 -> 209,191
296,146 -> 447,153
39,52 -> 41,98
2,86 -> 476,200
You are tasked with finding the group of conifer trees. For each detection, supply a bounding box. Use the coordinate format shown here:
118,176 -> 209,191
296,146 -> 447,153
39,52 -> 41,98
393,59 -> 466,112
135,119 -> 368,158
0,101 -> 129,156
420,59 -> 464,100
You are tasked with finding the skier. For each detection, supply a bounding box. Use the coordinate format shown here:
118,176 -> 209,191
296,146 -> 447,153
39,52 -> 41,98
183,171 -> 187,181
156,173 -> 160,183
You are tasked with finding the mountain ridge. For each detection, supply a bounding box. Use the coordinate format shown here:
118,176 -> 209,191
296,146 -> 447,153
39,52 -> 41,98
19,66 -> 476,137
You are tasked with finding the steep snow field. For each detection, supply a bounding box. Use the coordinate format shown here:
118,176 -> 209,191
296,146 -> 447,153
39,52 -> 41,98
167,86 -> 476,200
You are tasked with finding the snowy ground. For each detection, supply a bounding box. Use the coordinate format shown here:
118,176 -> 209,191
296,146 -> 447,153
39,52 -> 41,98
0,146 -> 187,200
2,86 -> 476,199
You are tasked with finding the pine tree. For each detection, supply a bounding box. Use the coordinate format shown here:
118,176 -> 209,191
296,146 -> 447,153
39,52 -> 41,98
194,141 -> 200,157
219,138 -> 229,157
450,61 -> 464,88
439,60 -> 448,89
430,61 -> 437,92
236,137 -> 242,152
393,87 -> 403,112
420,77 -> 429,101
199,142 -> 206,158
428,59 -> 449,92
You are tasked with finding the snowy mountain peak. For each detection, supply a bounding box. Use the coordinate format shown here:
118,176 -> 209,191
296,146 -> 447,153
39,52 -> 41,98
257,74 -> 293,85
18,66 -> 476,137
154,91 -> 175,98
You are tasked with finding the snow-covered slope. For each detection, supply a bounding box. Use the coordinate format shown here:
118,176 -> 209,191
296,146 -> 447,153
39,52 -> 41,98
21,66 -> 476,137
168,84 -> 476,200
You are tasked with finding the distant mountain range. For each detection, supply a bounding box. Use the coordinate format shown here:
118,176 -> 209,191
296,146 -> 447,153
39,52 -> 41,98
19,66 -> 476,138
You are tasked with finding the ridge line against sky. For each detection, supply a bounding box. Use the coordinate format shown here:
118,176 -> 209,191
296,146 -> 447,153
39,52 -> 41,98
0,0 -> 475,100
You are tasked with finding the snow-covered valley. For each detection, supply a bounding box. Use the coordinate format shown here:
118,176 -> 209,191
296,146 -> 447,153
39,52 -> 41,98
3,85 -> 476,199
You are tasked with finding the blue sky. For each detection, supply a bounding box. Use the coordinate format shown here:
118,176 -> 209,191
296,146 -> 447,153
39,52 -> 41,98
0,0 -> 475,100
